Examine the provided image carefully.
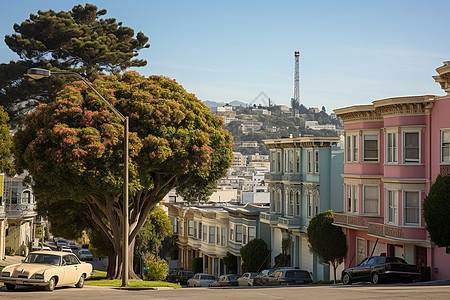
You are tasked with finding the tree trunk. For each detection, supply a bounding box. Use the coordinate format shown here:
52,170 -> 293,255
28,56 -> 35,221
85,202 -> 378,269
332,261 -> 337,284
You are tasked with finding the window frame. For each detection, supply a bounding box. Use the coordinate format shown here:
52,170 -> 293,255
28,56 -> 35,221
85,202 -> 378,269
402,130 -> 421,164
208,226 -> 215,244
345,184 -> 359,214
235,224 -> 243,243
441,129 -> 450,163
403,190 -> 421,226
362,133 -> 379,162
362,185 -> 379,216
385,131 -> 398,164
386,189 -> 398,225
345,134 -> 359,163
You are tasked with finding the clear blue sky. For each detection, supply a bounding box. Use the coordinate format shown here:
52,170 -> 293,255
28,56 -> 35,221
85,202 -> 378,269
1,0 -> 449,112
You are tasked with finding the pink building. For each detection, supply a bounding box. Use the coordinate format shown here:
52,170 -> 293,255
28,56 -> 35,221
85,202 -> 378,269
333,62 -> 450,281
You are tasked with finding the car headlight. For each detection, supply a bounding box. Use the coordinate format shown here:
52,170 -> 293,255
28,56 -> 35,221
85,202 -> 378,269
34,273 -> 44,279
1,271 -> 10,277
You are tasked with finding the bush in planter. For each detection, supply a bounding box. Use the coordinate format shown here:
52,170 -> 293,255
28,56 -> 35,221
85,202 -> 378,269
143,254 -> 169,281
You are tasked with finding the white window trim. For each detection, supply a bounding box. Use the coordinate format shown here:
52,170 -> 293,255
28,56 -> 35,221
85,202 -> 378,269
402,190 -> 421,226
346,184 -> 359,214
345,133 -> 359,163
385,189 -> 398,225
441,128 -> 450,163
362,133 -> 379,163
362,185 -> 379,216
402,130 -> 421,164
385,131 -> 398,165
307,149 -> 319,174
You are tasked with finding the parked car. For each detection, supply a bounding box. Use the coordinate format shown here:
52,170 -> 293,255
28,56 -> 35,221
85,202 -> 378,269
253,268 -> 279,286
56,239 -> 68,250
60,246 -> 72,253
173,270 -> 195,285
0,250 -> 92,291
166,269 -> 179,282
265,269 -> 313,285
187,273 -> 217,287
210,274 -> 240,287
77,249 -> 94,261
238,272 -> 258,286
341,256 -> 421,285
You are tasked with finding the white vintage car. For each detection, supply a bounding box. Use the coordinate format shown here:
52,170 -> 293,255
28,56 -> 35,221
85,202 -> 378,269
0,250 -> 93,291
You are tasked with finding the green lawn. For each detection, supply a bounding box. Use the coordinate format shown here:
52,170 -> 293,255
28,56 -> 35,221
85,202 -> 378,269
85,279 -> 181,289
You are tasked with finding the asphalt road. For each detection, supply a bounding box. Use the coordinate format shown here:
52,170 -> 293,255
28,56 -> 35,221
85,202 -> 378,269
1,282 -> 450,300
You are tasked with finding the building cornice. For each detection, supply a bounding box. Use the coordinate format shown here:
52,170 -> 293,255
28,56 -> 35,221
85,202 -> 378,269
264,137 -> 340,149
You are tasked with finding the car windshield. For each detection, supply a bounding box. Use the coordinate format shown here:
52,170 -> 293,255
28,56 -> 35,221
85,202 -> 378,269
24,253 -> 61,266
201,275 -> 216,280
385,257 -> 408,264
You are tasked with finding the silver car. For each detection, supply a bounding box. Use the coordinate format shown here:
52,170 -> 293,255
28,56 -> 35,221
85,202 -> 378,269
187,273 -> 217,287
77,249 -> 94,261
238,272 -> 258,286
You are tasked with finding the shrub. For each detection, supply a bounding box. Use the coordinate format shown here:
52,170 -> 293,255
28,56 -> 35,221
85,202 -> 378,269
143,254 -> 169,281
191,257 -> 203,274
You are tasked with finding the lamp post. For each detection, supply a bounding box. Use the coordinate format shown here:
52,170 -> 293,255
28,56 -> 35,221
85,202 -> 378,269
27,68 -> 130,286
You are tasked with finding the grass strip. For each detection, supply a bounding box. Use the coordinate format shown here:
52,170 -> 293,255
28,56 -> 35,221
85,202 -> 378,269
85,279 -> 181,289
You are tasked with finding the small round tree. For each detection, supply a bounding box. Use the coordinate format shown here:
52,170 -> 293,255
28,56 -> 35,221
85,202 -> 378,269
240,238 -> 270,273
423,174 -> 450,247
307,210 -> 347,283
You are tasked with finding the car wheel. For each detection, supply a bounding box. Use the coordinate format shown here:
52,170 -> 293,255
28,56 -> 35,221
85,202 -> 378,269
371,273 -> 380,285
76,274 -> 85,288
342,273 -> 352,285
5,283 -> 15,291
45,277 -> 56,291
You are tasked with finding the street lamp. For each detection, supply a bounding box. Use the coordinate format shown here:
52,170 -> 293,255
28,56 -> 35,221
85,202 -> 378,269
27,68 -> 130,286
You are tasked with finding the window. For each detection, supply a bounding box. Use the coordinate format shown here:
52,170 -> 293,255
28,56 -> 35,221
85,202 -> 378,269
221,227 -> 226,246
172,218 -> 178,234
202,225 -> 207,242
403,131 -> 420,163
288,150 -> 294,173
307,149 -> 319,174
235,225 -> 243,243
22,190 -> 31,204
209,226 -> 215,244
404,191 -> 420,225
346,185 -> 359,213
270,190 -> 275,212
216,226 -> 220,245
276,189 -> 282,213
363,134 -> 378,162
179,219 -> 184,236
363,186 -> 379,215
314,193 -> 319,216
386,132 -> 398,163
289,190 -> 294,216
199,222 -> 202,239
229,227 -> 234,241
188,220 -> 194,236
277,151 -> 281,172
441,130 -> 450,163
243,225 -> 248,244
194,221 -> 198,238
270,152 -> 276,172
248,227 -> 256,241
346,134 -> 359,162
295,191 -> 301,216
307,191 -> 313,218
386,190 -> 398,224
296,151 -> 300,172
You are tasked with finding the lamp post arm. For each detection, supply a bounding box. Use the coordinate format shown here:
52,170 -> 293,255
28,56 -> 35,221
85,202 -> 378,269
51,71 -> 126,122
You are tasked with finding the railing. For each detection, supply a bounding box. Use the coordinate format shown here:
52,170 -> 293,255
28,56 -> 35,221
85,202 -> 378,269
5,203 -> 37,219
260,212 -> 281,224
281,174 -> 302,182
333,212 -> 383,229
264,173 -> 282,181
278,216 -> 301,229
440,164 -> 450,176
368,222 -> 427,241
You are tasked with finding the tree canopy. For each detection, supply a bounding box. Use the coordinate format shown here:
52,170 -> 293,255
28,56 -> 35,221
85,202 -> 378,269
1,3 -> 149,123
0,106 -> 14,174
307,210 -> 347,283
13,71 -> 234,279
423,174 -> 450,247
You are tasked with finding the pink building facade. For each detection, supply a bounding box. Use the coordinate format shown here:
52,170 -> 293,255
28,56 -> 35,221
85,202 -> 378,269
333,62 -> 450,281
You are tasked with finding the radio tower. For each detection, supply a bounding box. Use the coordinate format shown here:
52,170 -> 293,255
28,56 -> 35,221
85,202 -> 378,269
292,51 -> 300,116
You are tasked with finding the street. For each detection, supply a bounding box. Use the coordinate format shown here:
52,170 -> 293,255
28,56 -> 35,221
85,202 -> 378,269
1,282 -> 449,300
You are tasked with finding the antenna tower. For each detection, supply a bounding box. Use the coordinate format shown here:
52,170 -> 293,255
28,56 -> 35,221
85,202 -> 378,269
294,51 -> 300,107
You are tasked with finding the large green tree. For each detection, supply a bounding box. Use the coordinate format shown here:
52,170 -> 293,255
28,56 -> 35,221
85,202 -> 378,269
1,3 -> 149,123
423,174 -> 450,247
13,72 -> 234,279
0,106 -> 14,174
307,210 -> 347,283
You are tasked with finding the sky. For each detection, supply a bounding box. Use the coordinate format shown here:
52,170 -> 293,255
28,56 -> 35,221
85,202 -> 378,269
1,0 -> 449,112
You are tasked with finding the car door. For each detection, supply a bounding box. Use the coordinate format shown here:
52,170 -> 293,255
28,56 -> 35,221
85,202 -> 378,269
62,255 -> 79,285
269,271 -> 282,286
351,258 -> 369,281
357,257 -> 376,281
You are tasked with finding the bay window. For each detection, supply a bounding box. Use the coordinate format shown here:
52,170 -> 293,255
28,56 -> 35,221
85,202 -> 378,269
403,131 -> 420,163
346,184 -> 359,213
441,130 -> 450,163
363,134 -> 379,162
346,134 -> 359,162
363,185 -> 379,215
386,190 -> 398,224
404,191 -> 420,225
386,132 -> 398,163
209,226 -> 215,244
